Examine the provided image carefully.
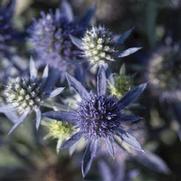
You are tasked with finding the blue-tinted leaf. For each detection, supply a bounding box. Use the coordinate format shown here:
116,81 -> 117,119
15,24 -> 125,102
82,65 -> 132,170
118,47 -> 142,58
114,130 -> 144,154
49,87 -> 64,98
98,160 -> 113,181
61,132 -> 82,149
8,110 -> 29,135
29,57 -> 37,79
61,0 -> 73,21
97,65 -> 107,96
118,83 -> 147,110
121,114 -> 143,123
66,73 -> 90,99
43,111 -> 76,123
135,151 -> 170,174
106,138 -> 115,158
116,28 -> 134,44
82,140 -> 98,177
80,4 -> 96,26
69,35 -> 82,49
44,67 -> 60,93
0,105 -> 18,123
42,65 -> 49,79
121,132 -> 143,152
35,108 -> 41,130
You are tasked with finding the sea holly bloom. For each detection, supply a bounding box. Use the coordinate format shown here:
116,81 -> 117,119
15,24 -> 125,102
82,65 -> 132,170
30,0 -> 94,74
43,66 -> 147,177
70,26 -> 141,67
0,59 -> 64,134
42,120 -> 74,153
108,65 -> 133,98
146,44 -> 181,102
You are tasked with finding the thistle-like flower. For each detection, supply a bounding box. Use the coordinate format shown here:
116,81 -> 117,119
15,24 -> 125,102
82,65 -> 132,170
146,44 -> 181,102
29,1 -> 93,74
71,26 -> 141,67
42,120 -> 74,153
108,65 -> 133,98
0,59 -> 64,134
44,66 -> 146,177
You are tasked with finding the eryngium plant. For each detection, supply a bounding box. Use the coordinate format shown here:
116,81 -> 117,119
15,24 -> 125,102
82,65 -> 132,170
108,65 -> 133,98
71,26 -> 141,67
146,44 -> 181,101
30,1 -> 93,73
44,66 -> 147,177
0,59 -> 64,134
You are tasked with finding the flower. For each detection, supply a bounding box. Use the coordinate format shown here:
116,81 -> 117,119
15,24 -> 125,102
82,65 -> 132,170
42,120 -> 74,153
29,1 -> 94,74
146,44 -> 181,102
108,65 -> 133,98
0,58 -> 64,134
70,26 -> 141,67
43,66 -> 146,177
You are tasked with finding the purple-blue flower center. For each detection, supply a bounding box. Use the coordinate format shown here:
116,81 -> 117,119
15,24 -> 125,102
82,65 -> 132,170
77,93 -> 121,138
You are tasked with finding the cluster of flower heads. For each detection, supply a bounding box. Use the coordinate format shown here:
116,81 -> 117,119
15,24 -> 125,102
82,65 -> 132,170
0,0 -> 150,178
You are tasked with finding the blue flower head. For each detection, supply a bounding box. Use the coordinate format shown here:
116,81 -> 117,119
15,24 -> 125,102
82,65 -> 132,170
44,66 -> 147,177
30,0 -> 94,74
0,0 -> 15,56
71,26 -> 141,68
0,58 -> 64,134
146,44 -> 181,102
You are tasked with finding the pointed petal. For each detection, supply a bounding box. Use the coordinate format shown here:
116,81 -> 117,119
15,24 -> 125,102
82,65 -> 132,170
118,83 -> 147,110
43,111 -> 76,123
121,114 -> 143,123
114,130 -> 144,154
61,132 -> 82,149
56,139 -> 63,154
29,57 -> 37,79
35,108 -> 41,130
135,151 -> 170,174
115,28 -> 134,44
106,138 -> 115,158
82,140 -> 98,178
8,110 -> 29,135
42,65 -> 49,79
0,105 -> 19,123
80,5 -> 95,26
66,73 -> 89,99
44,67 -> 60,93
49,87 -> 64,98
98,160 -> 113,181
118,47 -> 142,58
69,35 -> 82,49
61,0 -> 73,22
97,65 -> 107,96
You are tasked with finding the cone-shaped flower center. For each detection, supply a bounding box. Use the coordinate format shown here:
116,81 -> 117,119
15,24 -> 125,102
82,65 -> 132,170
82,27 -> 116,64
4,77 -> 43,114
77,93 -> 121,138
